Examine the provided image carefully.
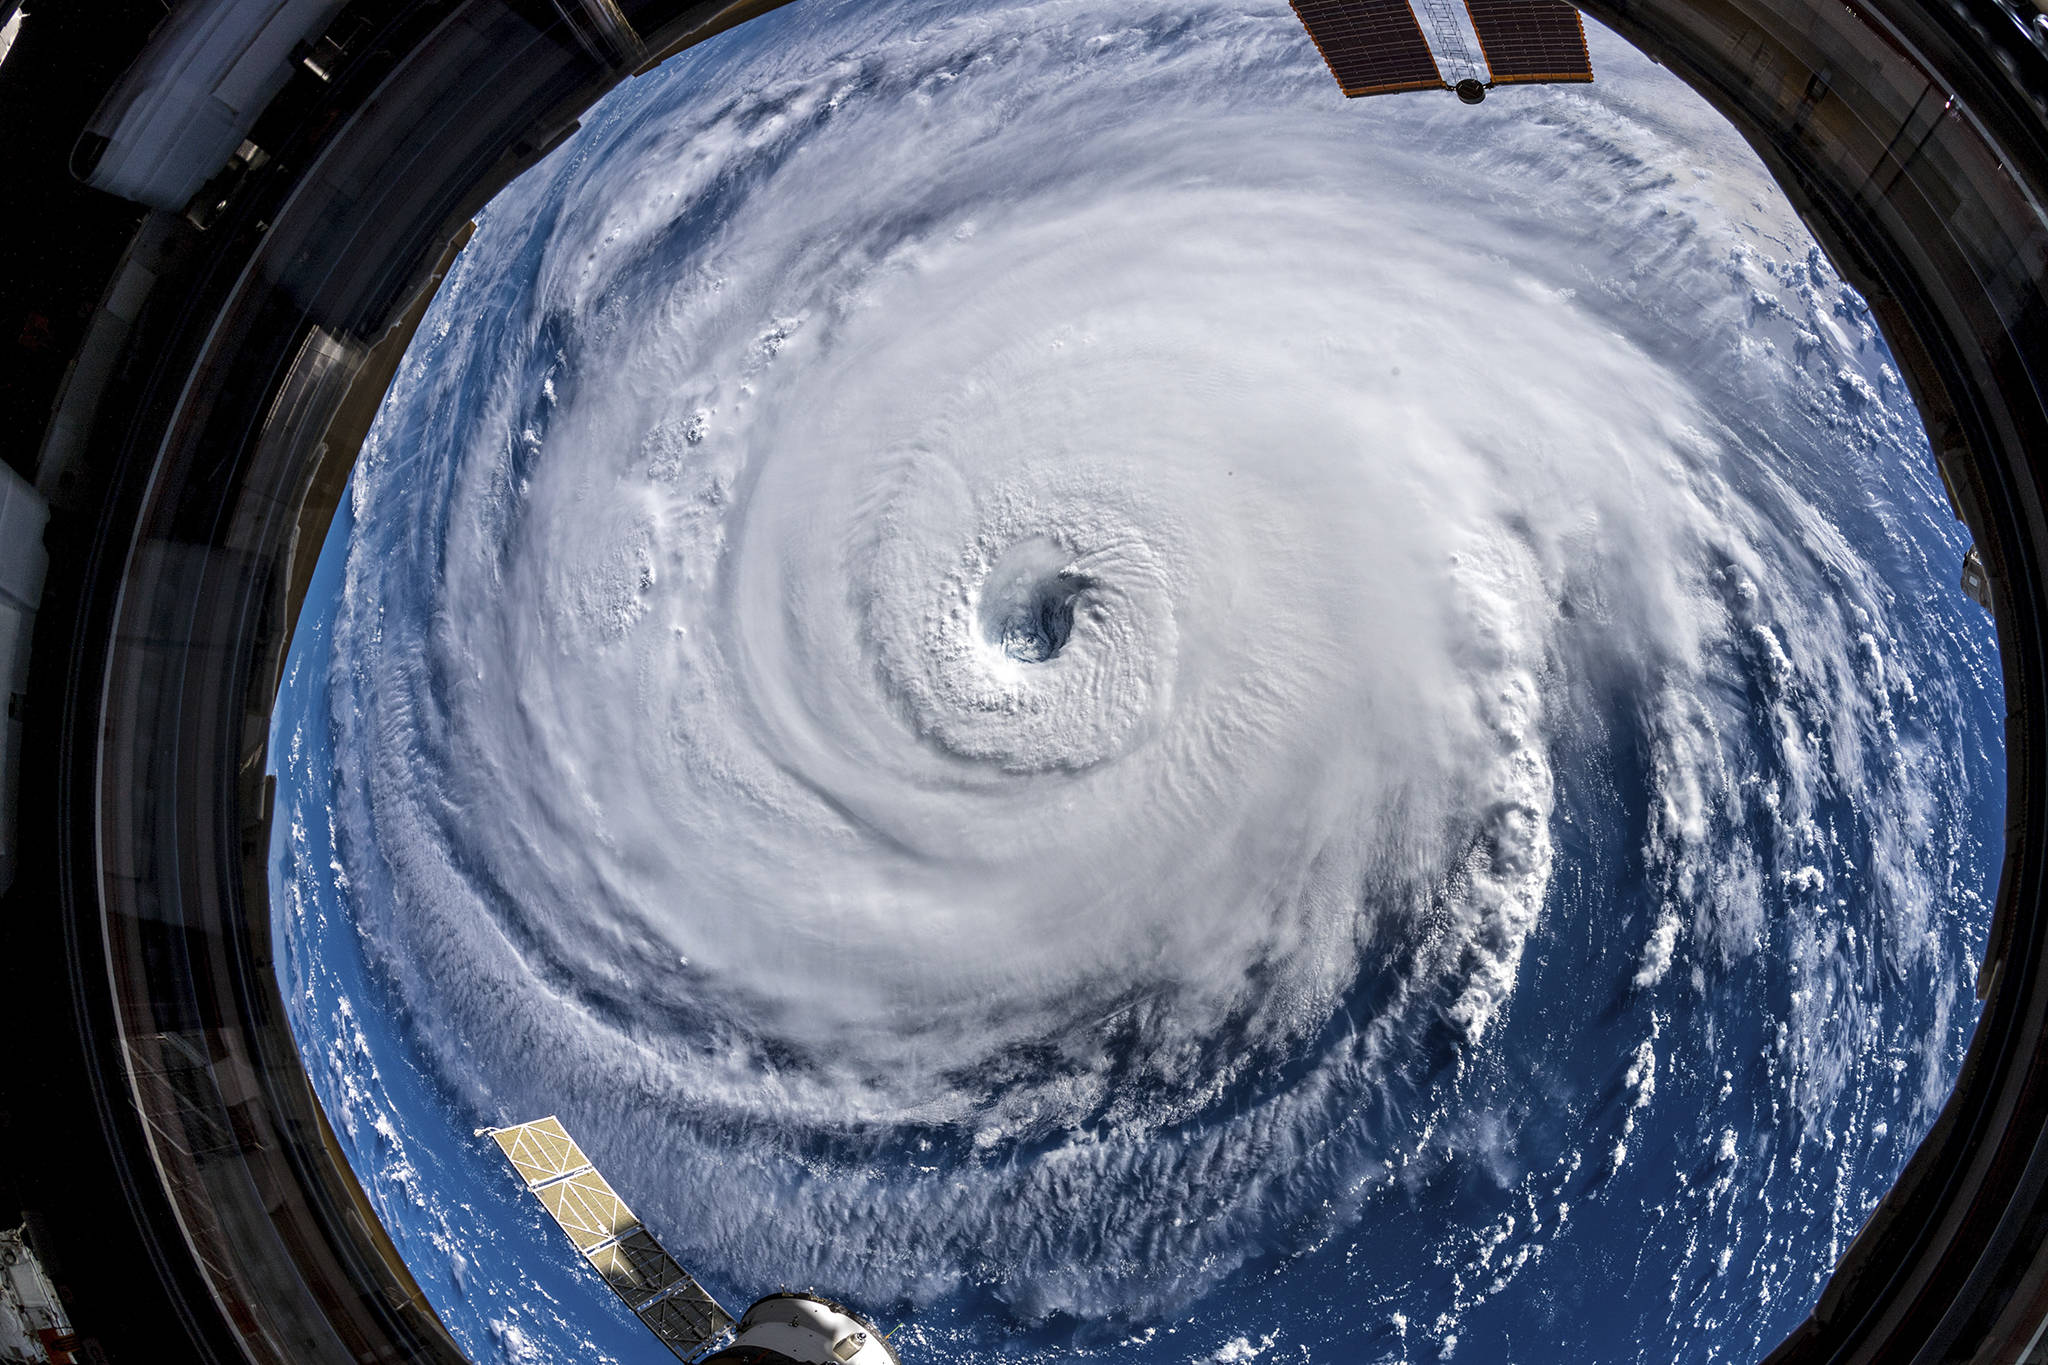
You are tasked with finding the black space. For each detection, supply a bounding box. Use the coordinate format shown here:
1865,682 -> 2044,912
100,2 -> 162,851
0,0 -> 165,483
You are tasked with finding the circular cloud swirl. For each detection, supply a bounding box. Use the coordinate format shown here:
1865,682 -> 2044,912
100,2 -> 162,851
324,0 -> 1995,1337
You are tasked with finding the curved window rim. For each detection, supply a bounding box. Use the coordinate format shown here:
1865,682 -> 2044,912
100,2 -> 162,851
26,0 -> 2048,1362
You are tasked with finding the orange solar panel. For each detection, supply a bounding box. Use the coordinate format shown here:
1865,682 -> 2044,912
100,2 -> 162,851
1464,0 -> 1593,84
1291,0 -> 1449,97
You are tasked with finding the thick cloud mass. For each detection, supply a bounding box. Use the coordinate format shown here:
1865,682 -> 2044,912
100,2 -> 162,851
297,0 -> 2002,1355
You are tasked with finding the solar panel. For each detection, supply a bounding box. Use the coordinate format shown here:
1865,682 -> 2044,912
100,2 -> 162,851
1291,0 -> 1448,97
1463,0 -> 1593,84
536,1167 -> 640,1250
486,1117 -> 736,1360
640,1286 -> 739,1355
589,1229 -> 694,1302
491,1114 -> 590,1187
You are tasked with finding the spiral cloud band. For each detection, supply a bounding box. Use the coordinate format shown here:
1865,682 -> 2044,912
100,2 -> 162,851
279,0 -> 2005,1357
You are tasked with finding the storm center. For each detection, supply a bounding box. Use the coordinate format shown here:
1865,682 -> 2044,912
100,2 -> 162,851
980,537 -> 1089,663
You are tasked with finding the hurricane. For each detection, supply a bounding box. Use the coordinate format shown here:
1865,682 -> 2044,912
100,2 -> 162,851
271,0 -> 2007,1358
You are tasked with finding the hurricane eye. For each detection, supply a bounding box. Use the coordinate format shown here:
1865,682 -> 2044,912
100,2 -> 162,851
997,575 -> 1085,662
976,536 -> 1090,665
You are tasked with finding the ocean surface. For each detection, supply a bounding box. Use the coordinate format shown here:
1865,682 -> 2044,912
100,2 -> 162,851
269,2 -> 2008,1360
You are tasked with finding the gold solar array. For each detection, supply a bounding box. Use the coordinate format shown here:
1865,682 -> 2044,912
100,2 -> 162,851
491,1113 -> 588,1186
1463,0 -> 1593,84
1290,0 -> 1448,96
487,1117 -> 735,1359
